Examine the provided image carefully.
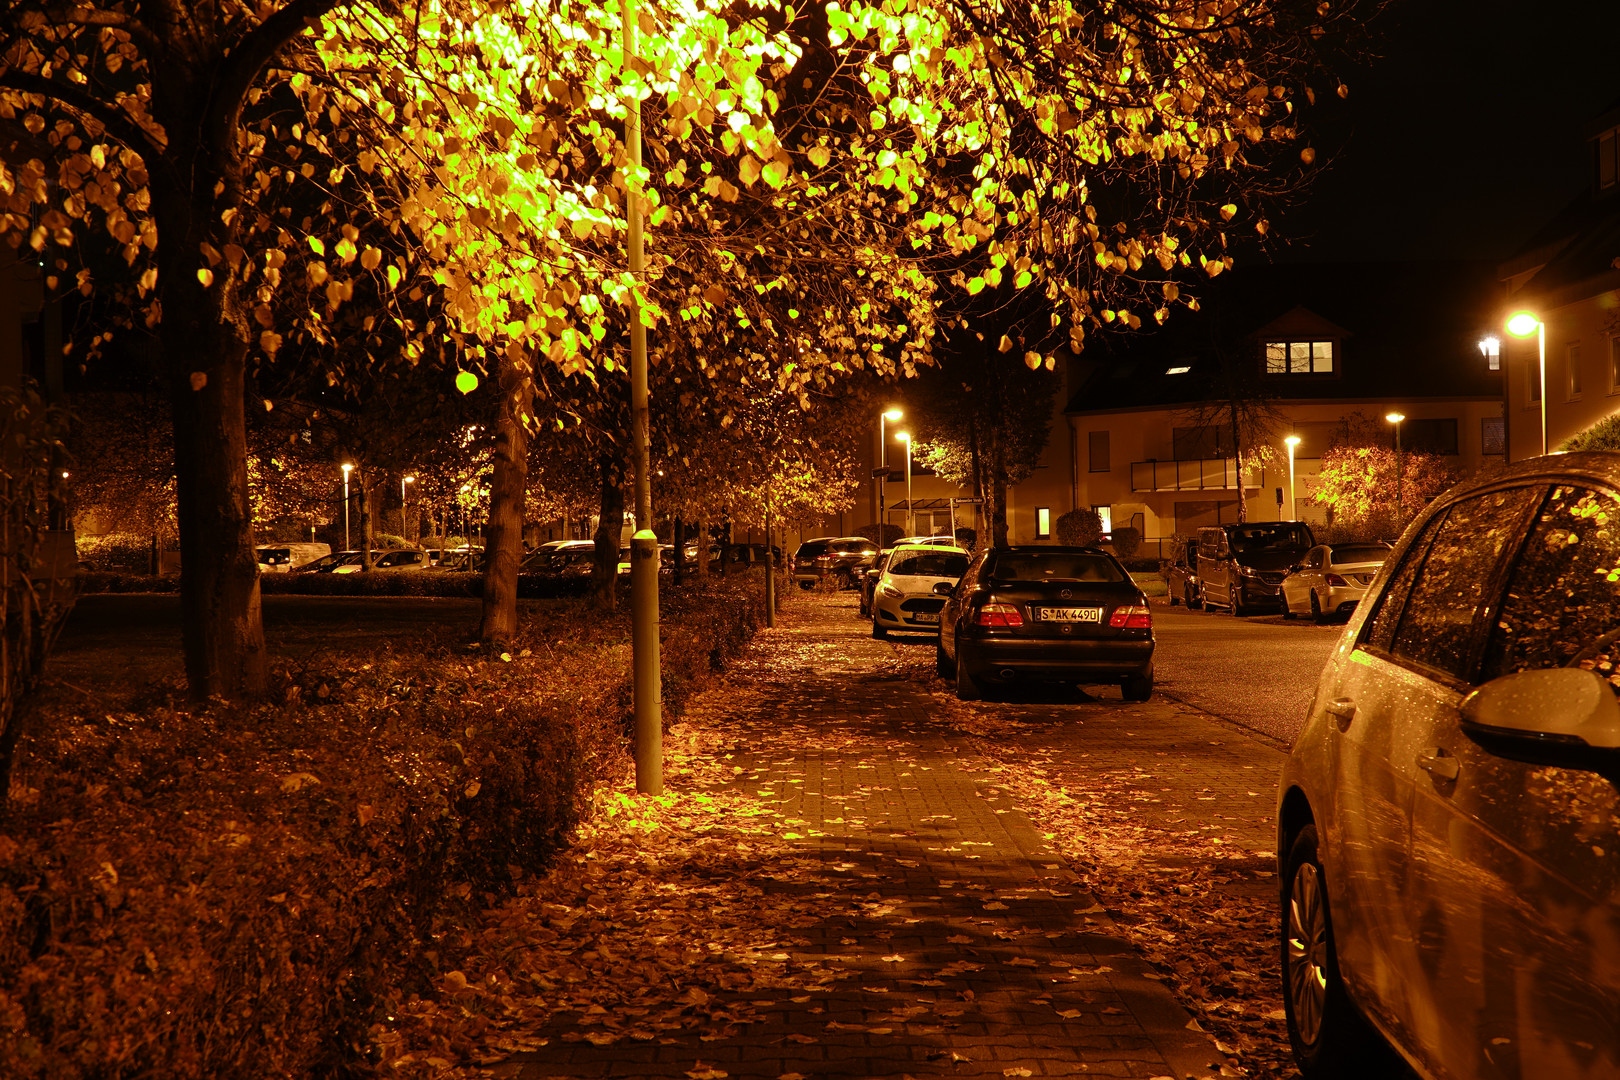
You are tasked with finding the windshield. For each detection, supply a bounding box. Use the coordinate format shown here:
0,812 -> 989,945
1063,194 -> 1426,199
991,552 -> 1124,582
1228,524 -> 1312,552
888,551 -> 969,578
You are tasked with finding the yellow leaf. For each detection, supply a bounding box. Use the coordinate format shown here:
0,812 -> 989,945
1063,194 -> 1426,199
762,159 -> 789,188
997,334 -> 1013,353
196,268 -> 214,287
189,372 -> 207,391
1219,203 -> 1237,221
455,371 -> 479,394
737,155 -> 761,186
1300,146 -> 1316,165
386,265 -> 401,290
1024,351 -> 1042,370
806,146 -> 830,168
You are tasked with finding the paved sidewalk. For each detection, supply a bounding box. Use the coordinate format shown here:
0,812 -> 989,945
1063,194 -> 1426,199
508,596 -> 1248,1080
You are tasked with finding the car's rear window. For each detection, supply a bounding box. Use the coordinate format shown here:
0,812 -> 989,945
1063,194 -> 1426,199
831,540 -> 874,553
1329,545 -> 1391,565
1228,524 -> 1312,551
888,551 -> 970,578
796,541 -> 830,558
991,552 -> 1124,582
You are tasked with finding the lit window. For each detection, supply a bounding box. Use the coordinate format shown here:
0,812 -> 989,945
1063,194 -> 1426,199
1036,507 -> 1051,538
1165,365 -> 1192,375
1610,336 -> 1620,393
1568,343 -> 1583,398
1265,340 -> 1335,375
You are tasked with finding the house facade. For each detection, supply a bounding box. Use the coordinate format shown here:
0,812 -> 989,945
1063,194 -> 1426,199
1498,98 -> 1620,458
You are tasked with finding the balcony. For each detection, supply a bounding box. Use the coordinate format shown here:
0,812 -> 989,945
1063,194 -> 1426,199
1129,458 -> 1259,493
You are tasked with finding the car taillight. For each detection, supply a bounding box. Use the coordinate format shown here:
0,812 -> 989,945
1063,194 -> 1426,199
1325,573 -> 1349,587
1108,604 -> 1152,629
974,602 -> 1024,628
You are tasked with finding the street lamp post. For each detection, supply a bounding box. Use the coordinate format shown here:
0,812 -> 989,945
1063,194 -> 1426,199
401,475 -> 415,541
1385,413 -> 1405,532
341,463 -> 354,550
879,408 -> 902,533
1284,436 -> 1301,521
896,432 -> 914,535
1507,311 -> 1547,456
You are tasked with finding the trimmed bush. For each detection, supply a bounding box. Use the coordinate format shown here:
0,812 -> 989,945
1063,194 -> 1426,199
1110,525 -> 1142,559
0,578 -> 767,1078
1056,508 -> 1103,546
953,526 -> 977,550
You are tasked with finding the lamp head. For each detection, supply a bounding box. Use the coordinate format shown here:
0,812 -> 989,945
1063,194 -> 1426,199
1506,312 -> 1542,338
883,409 -> 903,420
341,463 -> 353,475
1385,412 -> 1405,424
403,475 -> 415,484
896,431 -> 911,443
1284,436 -> 1301,448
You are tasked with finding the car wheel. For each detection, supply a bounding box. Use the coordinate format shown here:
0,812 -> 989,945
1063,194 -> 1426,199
1122,672 -> 1153,702
1168,586 -> 1180,607
872,616 -> 887,640
1282,824 -> 1388,1078
1187,585 -> 1202,610
936,636 -> 955,678
836,570 -> 853,591
1310,590 -> 1325,624
954,653 -> 982,701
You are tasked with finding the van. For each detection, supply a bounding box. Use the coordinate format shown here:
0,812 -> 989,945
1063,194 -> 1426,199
257,542 -> 331,573
1195,522 -> 1314,615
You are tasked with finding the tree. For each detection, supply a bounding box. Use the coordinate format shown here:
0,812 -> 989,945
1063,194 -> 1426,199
1313,412 -> 1457,537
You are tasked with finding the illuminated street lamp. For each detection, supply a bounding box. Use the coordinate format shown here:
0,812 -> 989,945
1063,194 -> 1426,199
879,408 -> 902,530
341,463 -> 354,550
401,475 -> 415,541
1506,311 -> 1546,456
896,431 -> 914,535
1284,436 -> 1301,521
1385,413 -> 1405,531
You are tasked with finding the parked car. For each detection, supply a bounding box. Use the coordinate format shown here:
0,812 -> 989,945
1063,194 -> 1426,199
858,551 -> 891,617
791,536 -> 874,588
256,542 -> 331,573
936,545 -> 1154,702
1277,454 -> 1620,1080
296,550 -> 361,573
1279,542 -> 1393,622
871,544 -> 970,638
1195,521 -> 1316,615
329,548 -> 427,573
523,540 -> 594,573
1164,538 -> 1200,608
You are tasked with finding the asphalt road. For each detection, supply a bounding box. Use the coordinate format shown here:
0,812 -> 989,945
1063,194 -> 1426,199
1149,602 -> 1341,746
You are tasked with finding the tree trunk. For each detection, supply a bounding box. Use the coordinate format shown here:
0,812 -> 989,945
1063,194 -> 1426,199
160,200 -> 266,699
694,517 -> 709,579
359,473 -> 375,570
591,450 -> 623,610
987,426 -> 1010,549
671,516 -> 684,587
480,356 -> 534,643
1231,402 -> 1247,523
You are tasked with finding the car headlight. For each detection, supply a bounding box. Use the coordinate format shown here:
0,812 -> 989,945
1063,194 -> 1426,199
879,583 -> 903,599
1235,563 -> 1260,577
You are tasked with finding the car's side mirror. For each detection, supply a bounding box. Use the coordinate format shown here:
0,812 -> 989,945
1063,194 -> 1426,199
932,581 -> 954,595
1459,668 -> 1620,777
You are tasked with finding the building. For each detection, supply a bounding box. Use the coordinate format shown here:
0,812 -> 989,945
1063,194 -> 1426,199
1498,97 -> 1620,458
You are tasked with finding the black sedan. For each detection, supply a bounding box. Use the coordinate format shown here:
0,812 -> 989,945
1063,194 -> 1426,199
935,545 -> 1154,702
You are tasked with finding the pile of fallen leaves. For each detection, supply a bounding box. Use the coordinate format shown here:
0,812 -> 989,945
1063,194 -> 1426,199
0,579 -> 770,1079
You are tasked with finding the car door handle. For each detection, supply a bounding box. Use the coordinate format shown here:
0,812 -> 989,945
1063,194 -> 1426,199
1417,748 -> 1460,782
1325,698 -> 1356,727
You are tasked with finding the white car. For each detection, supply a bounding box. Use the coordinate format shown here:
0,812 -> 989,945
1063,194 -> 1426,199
871,543 -> 970,638
1279,542 -> 1392,622
1278,456 -> 1620,1079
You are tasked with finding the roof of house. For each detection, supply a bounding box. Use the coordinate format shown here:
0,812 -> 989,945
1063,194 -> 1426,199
1065,261 -> 1505,414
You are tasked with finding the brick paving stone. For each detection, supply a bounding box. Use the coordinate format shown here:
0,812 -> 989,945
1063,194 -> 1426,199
511,596 -> 1236,1080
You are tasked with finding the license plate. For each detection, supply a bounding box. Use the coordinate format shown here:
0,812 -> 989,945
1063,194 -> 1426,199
912,612 -> 939,624
1034,606 -> 1102,622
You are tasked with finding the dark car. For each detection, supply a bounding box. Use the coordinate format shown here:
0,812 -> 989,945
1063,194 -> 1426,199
935,545 -> 1154,702
1165,538 -> 1200,608
792,536 -> 878,589
1195,521 -> 1316,615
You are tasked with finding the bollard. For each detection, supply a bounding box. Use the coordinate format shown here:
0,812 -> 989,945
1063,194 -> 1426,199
630,529 -> 663,794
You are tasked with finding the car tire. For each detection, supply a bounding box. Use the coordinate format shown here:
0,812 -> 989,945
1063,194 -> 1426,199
872,617 -> 887,640
836,570 -> 853,591
1187,585 -> 1202,610
1168,586 -> 1180,607
1282,824 -> 1389,1079
1122,673 -> 1153,702
936,636 -> 955,678
954,652 -> 982,701
1310,590 -> 1325,624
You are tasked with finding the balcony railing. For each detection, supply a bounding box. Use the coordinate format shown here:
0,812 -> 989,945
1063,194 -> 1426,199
1129,457 -> 1259,493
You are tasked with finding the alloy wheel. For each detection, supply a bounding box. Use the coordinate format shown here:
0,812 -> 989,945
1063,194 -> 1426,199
1286,860 -> 1329,1047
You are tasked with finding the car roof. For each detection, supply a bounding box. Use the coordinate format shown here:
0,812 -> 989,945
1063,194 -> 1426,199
887,542 -> 967,555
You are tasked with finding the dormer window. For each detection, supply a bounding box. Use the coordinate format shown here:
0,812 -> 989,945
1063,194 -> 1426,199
1265,339 -> 1336,375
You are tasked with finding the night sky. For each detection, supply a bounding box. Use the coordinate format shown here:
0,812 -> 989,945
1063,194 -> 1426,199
1276,0 -> 1620,264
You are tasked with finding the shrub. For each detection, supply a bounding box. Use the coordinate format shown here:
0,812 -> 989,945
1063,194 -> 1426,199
1560,412 -> 1620,452
855,523 -> 905,547
1110,525 -> 1142,559
0,578 -> 767,1078
1056,508 -> 1103,546
953,526 -> 977,550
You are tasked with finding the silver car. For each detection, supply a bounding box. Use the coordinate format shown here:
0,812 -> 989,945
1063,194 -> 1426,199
1279,542 -> 1393,622
1278,454 -> 1620,1079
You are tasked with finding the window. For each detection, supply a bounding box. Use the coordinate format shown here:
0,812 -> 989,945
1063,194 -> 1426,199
1165,365 -> 1192,375
1610,336 -> 1620,394
1482,416 -> 1505,456
1265,339 -> 1335,375
1095,505 -> 1113,532
991,551 -> 1125,582
1088,430 -> 1111,473
1481,486 -> 1620,680
1404,418 -> 1459,456
1567,342 -> 1583,399
1036,507 -> 1051,538
1370,487 -> 1543,681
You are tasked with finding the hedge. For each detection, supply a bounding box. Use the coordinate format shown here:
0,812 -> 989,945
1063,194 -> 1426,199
0,577 -> 770,1078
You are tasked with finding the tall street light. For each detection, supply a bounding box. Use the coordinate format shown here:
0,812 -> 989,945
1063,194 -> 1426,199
1385,413 -> 1405,532
1506,311 -> 1546,456
896,431 -> 914,535
401,475 -> 415,542
341,463 -> 354,550
879,408 -> 902,533
1284,436 -> 1301,521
